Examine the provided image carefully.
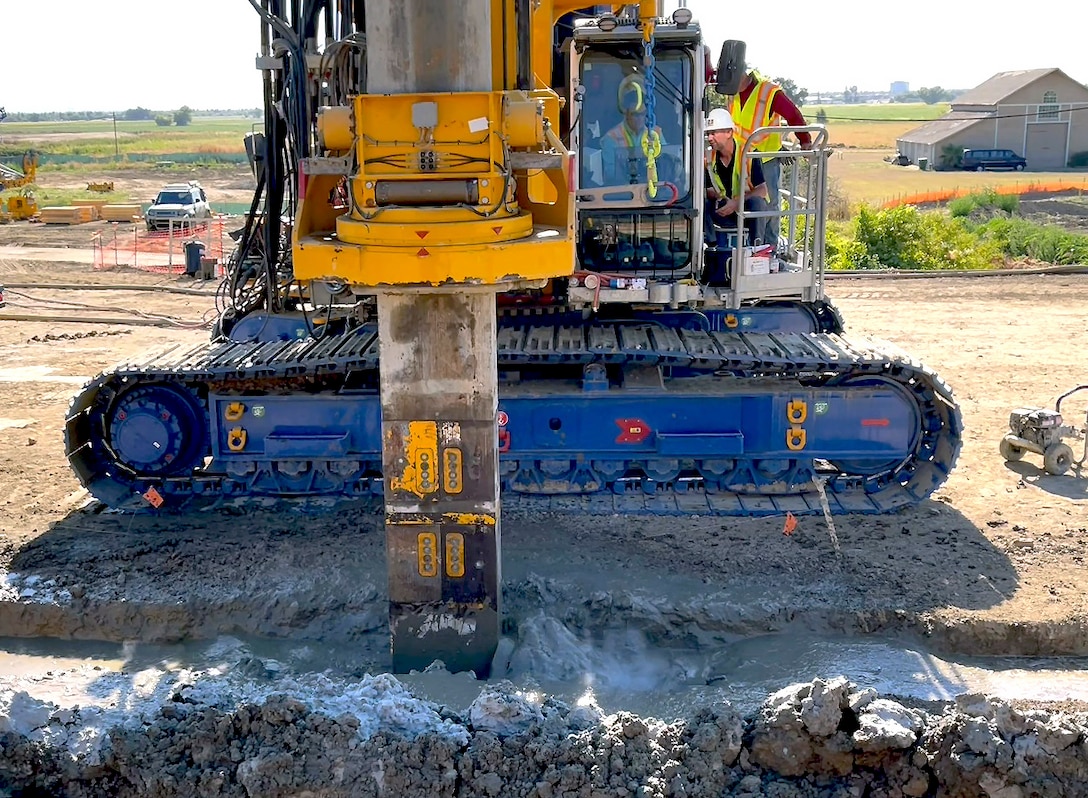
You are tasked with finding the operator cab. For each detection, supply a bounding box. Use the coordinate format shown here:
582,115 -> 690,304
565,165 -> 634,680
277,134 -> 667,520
570,16 -> 701,275
565,14 -> 829,311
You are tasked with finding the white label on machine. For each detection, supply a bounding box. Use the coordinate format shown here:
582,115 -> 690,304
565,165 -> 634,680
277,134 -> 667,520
468,117 -> 490,133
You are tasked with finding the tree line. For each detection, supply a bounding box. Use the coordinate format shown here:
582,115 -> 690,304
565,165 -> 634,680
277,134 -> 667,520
2,107 -> 262,123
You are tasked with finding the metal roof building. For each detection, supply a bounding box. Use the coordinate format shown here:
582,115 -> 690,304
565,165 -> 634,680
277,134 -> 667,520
896,68 -> 1088,170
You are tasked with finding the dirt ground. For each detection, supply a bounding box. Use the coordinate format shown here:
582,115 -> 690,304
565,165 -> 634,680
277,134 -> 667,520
51,164 -> 260,210
1,167 -> 1087,659
3,262 -> 1086,643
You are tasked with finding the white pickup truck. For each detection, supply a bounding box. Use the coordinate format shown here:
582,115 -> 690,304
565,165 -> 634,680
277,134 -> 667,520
145,181 -> 210,231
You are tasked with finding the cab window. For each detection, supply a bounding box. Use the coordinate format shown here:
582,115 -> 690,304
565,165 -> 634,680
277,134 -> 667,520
577,48 -> 693,199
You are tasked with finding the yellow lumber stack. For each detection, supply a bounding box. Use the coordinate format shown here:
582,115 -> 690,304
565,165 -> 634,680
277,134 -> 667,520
39,206 -> 96,225
100,204 -> 142,222
71,200 -> 108,221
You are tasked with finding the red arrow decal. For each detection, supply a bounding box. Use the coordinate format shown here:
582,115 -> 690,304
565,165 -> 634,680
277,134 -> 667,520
416,230 -> 429,239
615,418 -> 651,444
492,226 -> 503,235
417,247 -> 429,257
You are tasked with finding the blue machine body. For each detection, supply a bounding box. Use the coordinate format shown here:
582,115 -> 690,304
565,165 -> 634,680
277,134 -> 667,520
204,379 -> 915,485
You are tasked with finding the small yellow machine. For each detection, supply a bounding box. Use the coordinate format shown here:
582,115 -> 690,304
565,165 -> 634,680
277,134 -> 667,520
3,192 -> 37,222
0,152 -> 40,222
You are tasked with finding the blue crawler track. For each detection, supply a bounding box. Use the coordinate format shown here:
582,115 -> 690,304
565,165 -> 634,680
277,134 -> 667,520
64,322 -> 961,515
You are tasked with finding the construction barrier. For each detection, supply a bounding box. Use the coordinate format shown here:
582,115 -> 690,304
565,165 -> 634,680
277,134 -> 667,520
92,215 -> 235,276
880,179 -> 1088,209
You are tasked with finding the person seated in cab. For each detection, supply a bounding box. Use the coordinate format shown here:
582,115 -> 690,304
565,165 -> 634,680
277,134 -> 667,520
601,74 -> 666,186
703,108 -> 768,285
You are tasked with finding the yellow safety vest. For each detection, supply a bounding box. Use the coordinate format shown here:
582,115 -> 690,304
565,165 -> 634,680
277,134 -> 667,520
607,122 -> 664,149
706,139 -> 750,199
729,77 -> 783,154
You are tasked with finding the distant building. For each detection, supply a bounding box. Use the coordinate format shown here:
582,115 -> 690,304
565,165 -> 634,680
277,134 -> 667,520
895,68 -> 1088,170
890,82 -> 909,98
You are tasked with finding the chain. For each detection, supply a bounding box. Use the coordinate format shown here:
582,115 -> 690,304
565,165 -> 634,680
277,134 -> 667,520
641,21 -> 661,198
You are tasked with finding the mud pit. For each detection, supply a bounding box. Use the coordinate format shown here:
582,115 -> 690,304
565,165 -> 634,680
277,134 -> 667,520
1,178 -> 1088,795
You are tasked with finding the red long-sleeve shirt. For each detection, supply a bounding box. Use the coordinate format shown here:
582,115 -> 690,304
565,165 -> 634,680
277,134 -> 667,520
736,76 -> 813,147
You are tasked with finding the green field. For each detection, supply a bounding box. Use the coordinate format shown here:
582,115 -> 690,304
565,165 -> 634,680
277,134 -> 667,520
0,116 -> 256,160
1,105 -> 950,160
802,103 -> 950,122
799,103 -> 949,150
4,105 -> 1086,210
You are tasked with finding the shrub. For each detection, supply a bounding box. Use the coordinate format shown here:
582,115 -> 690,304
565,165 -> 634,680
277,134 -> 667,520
976,217 -> 1088,264
939,144 -> 965,170
826,225 -> 874,270
1068,151 -> 1088,168
830,205 -> 1000,270
948,188 -> 1019,218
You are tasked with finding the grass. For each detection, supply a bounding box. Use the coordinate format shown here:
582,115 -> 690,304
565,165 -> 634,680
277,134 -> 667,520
21,187 -> 131,209
821,121 -> 926,149
800,102 -> 1087,206
0,116 -> 255,158
802,103 -> 950,149
0,118 -> 254,209
803,103 -> 950,122
4,107 -> 1087,210
826,150 -> 1088,208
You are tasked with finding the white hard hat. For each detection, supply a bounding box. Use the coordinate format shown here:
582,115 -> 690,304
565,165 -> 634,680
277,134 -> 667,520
705,108 -> 735,132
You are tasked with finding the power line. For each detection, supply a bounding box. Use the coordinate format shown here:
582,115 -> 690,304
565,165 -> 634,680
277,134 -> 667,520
816,104 -> 1088,124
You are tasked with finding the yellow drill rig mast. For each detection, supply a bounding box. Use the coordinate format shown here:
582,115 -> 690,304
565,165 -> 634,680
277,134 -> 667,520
259,0 -> 583,673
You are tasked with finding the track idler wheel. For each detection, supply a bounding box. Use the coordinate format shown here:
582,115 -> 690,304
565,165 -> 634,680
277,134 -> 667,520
106,383 -> 208,478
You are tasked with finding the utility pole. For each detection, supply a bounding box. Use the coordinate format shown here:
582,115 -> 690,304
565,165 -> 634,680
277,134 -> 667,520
112,112 -> 119,160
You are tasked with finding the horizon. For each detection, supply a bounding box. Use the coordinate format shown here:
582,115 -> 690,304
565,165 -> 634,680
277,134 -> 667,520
0,92 -> 963,121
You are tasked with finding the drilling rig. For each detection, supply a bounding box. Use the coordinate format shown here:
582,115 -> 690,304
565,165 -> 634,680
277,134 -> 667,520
65,2 -> 962,674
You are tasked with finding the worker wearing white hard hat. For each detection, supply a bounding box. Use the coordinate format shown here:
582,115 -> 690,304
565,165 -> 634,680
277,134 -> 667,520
702,107 -> 768,285
704,107 -> 736,132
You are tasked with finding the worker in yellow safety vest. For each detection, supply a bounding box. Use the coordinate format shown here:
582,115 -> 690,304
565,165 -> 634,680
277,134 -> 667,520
703,107 -> 768,285
729,68 -> 812,247
601,73 -> 666,186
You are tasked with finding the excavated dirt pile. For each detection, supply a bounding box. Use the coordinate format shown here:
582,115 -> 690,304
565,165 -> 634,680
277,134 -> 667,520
2,675 -> 1086,797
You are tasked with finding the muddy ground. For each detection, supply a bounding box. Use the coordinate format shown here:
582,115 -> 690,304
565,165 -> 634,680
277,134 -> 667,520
1,165 -> 1087,795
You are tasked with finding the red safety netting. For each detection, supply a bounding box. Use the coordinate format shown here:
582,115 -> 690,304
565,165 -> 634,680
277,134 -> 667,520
92,215 -> 236,276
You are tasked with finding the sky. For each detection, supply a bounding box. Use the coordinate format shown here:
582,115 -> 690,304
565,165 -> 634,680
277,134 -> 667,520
4,1 -> 1087,113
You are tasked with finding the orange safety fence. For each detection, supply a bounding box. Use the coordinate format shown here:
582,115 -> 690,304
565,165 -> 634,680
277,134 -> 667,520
880,179 -> 1088,210
91,215 -> 237,276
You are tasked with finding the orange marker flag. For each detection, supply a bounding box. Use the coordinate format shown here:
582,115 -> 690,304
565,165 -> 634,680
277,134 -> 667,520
142,487 -> 164,508
782,511 -> 798,536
